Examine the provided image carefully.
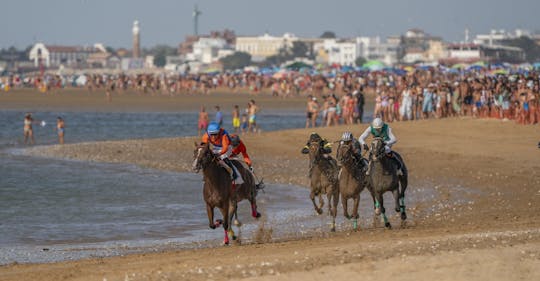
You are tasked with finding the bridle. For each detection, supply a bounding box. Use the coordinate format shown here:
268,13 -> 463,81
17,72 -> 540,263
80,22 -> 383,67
370,137 -> 386,161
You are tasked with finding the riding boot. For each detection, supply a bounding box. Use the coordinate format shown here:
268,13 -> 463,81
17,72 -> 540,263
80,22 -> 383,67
223,158 -> 238,180
389,152 -> 404,176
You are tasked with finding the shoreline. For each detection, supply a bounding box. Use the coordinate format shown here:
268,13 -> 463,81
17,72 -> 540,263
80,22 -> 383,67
1,91 -> 540,280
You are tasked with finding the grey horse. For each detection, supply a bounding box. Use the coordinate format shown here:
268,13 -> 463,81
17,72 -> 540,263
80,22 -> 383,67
301,133 -> 340,232
335,140 -> 372,231
367,137 -> 408,228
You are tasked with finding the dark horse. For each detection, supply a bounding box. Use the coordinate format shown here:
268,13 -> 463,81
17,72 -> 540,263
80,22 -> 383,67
192,142 -> 261,244
335,141 -> 371,231
367,137 -> 408,228
303,135 -> 340,232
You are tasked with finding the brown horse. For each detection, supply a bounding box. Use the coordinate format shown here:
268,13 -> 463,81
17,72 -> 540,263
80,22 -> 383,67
335,140 -> 372,231
192,142 -> 261,245
302,135 -> 340,232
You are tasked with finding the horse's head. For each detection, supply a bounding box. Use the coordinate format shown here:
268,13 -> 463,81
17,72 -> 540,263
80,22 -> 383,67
192,142 -> 213,172
307,139 -> 325,160
336,140 -> 353,165
370,137 -> 386,161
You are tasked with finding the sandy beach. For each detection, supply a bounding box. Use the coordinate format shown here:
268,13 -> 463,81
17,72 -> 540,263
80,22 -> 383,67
1,89 -> 540,280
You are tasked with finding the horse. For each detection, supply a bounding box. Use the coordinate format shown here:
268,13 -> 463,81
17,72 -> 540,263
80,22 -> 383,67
303,136 -> 340,232
335,140 -> 372,231
192,142 -> 261,245
367,137 -> 408,228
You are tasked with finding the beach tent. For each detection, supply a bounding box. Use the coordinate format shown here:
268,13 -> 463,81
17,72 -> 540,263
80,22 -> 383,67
532,62 -> 540,69
491,69 -> 508,75
75,75 -> 87,86
362,60 -> 385,71
451,63 -> 468,69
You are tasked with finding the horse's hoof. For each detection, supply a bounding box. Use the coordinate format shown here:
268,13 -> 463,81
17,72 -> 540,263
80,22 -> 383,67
375,208 -> 381,215
253,212 -> 261,218
330,227 -> 336,232
214,219 -> 223,227
223,241 -> 229,246
316,209 -> 323,215
401,212 -> 407,221
395,208 -> 401,213
385,222 -> 392,229
234,219 -> 242,227
232,235 -> 237,241
209,224 -> 216,229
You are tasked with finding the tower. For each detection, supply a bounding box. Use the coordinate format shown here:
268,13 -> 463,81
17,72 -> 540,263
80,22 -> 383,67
193,5 -> 202,36
464,27 -> 470,43
132,20 -> 140,58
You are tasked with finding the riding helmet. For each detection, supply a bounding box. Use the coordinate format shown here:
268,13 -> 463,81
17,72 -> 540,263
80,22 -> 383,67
341,131 -> 353,142
372,117 -> 384,129
230,134 -> 240,147
207,122 -> 220,135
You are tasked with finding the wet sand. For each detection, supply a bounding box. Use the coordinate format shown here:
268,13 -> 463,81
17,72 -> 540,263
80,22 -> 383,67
1,89 -> 540,280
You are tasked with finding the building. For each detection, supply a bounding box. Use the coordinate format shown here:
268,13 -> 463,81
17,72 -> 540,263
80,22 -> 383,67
356,36 -> 399,66
399,28 -> 446,64
314,39 -> 357,66
187,37 -> 231,64
473,29 -> 532,46
235,33 -> 298,62
442,43 -> 525,64
29,43 -> 105,68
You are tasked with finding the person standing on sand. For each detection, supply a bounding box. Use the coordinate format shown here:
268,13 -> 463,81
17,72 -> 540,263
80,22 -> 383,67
56,116 -> 65,144
215,105 -> 223,127
198,106 -> 209,137
248,99 -> 260,133
232,105 -> 240,134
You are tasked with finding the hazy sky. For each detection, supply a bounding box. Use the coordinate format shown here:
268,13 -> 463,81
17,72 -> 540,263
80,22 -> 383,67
2,0 -> 540,49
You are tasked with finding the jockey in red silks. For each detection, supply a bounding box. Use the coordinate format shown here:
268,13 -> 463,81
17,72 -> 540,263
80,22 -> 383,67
201,122 -> 243,184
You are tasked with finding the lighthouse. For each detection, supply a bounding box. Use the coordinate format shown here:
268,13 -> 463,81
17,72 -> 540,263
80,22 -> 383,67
132,20 -> 140,58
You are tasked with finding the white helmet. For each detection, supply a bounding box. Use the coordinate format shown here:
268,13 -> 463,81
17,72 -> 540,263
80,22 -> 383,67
372,117 -> 384,129
341,131 -> 353,141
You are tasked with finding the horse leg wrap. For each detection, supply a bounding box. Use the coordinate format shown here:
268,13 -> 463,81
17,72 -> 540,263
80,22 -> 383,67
353,219 -> 358,231
223,229 -> 230,245
251,203 -> 261,218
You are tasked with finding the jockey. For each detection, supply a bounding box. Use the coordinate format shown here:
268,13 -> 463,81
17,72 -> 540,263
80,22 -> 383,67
230,134 -> 252,168
201,121 -> 242,183
301,132 -> 332,156
340,131 -> 363,164
358,117 -> 406,176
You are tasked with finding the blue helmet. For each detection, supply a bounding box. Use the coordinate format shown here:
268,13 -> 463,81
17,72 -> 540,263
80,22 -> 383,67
207,122 -> 220,135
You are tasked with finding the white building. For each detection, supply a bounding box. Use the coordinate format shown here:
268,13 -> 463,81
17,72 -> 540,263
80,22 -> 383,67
356,36 -> 399,66
313,39 -> 357,66
235,33 -> 298,62
29,42 -> 104,68
189,37 -> 231,64
473,29 -> 532,46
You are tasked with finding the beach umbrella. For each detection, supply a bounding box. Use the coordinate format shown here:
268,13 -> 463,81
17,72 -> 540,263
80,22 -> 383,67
491,69 -> 508,75
285,61 -> 313,71
466,65 -> 484,71
451,63 -> 467,69
362,60 -> 385,71
472,61 -> 486,67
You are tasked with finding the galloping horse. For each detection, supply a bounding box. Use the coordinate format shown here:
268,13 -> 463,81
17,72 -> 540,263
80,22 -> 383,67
302,134 -> 340,232
367,137 -> 408,228
192,142 -> 261,244
336,140 -> 371,231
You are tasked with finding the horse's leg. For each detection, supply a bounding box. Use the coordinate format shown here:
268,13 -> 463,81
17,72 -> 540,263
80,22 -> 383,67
219,204 -> 230,245
330,188 -> 339,232
227,201 -> 237,241
249,186 -> 261,219
376,195 -> 391,229
310,191 -> 323,215
318,193 -> 326,215
352,194 -> 360,231
206,203 -> 217,229
399,175 -> 408,221
341,193 -> 350,219
393,188 -> 400,213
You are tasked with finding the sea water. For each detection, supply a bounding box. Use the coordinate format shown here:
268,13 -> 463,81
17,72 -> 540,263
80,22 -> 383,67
1,109 -> 423,265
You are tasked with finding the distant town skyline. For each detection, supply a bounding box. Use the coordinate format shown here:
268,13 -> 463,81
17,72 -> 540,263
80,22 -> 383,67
2,0 -> 540,49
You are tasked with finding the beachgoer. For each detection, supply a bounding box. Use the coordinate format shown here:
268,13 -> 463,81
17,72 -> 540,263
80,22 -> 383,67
197,106 -> 209,137
358,117 -> 405,176
23,113 -> 36,145
240,113 -> 248,134
248,99 -> 259,133
232,105 -> 240,134
214,105 -> 223,127
56,116 -> 65,144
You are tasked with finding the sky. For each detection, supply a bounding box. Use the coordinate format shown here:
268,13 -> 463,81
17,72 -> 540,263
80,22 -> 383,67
2,0 -> 540,49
